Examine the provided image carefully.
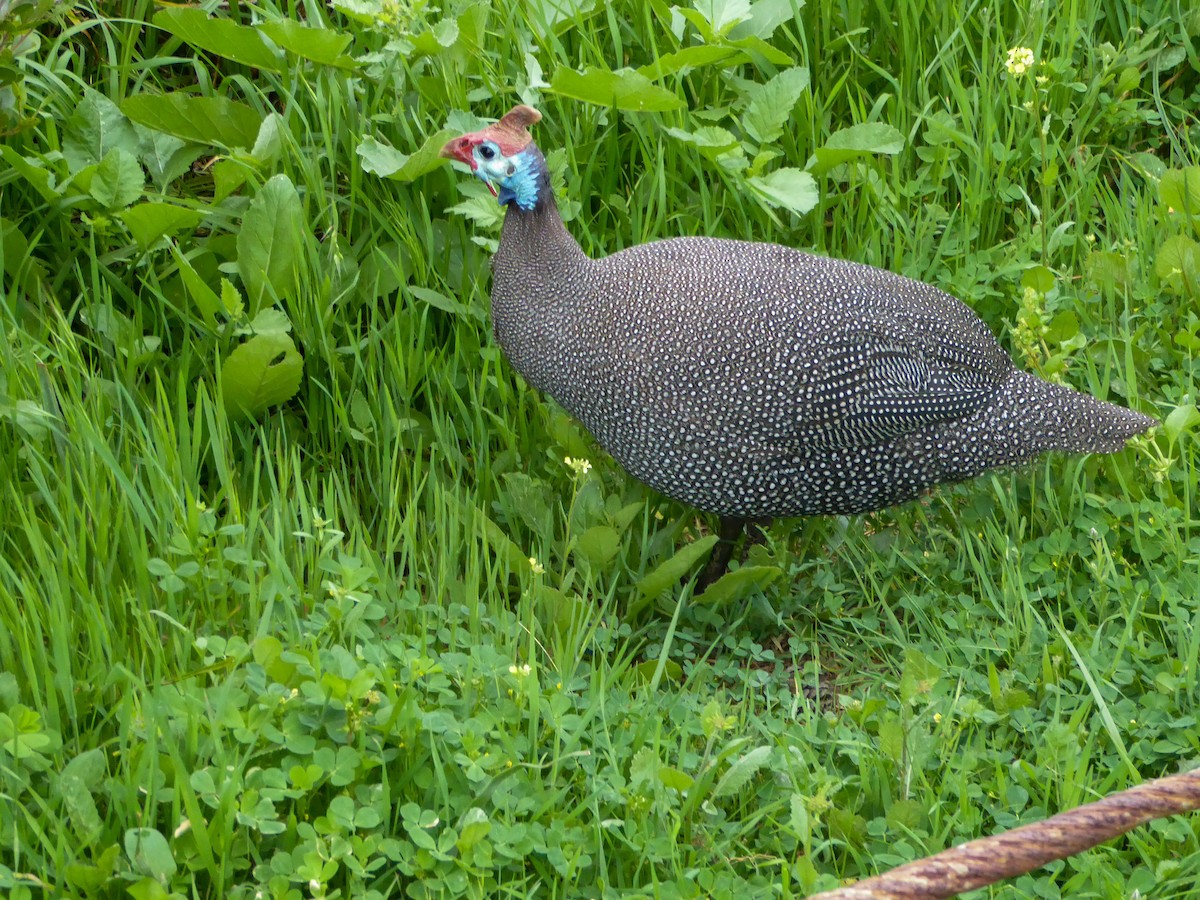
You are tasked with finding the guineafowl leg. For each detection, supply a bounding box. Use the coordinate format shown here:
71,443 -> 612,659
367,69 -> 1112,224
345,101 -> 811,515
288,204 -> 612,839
740,517 -> 772,563
696,517 -> 748,593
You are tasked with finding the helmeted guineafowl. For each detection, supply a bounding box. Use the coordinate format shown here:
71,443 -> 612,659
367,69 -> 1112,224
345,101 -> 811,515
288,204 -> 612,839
441,105 -> 1157,590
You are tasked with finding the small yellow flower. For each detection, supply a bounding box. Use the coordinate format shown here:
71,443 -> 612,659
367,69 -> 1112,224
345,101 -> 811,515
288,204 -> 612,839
1005,46 -> 1035,77
509,662 -> 532,677
528,556 -> 545,574
934,712 -> 943,724
563,456 -> 592,477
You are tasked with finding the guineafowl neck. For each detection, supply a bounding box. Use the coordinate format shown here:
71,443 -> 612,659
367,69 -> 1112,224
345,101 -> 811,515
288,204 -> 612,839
490,197 -> 590,392
497,196 -> 587,269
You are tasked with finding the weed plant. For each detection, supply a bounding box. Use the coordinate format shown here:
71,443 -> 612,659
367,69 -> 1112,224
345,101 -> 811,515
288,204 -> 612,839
1,0 -> 1198,897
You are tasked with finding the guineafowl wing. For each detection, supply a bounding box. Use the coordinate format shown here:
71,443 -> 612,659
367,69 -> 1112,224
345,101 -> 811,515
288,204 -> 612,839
800,322 -> 1008,449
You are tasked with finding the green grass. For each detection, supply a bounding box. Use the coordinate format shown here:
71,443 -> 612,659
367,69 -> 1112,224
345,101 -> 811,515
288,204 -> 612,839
1,0 -> 1198,897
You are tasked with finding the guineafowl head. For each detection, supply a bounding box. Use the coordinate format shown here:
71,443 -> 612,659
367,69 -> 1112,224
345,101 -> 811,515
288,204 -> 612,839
440,105 -> 548,210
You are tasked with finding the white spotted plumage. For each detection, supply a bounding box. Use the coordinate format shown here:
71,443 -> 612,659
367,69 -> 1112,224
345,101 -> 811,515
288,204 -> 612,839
466,136 -> 1155,520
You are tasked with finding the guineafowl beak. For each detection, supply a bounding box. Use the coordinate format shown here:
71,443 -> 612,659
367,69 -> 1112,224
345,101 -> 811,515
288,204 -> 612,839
440,134 -> 500,197
439,135 -> 476,167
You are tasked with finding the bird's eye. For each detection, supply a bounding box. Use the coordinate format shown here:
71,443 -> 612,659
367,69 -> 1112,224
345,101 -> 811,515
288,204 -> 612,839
479,145 -> 496,160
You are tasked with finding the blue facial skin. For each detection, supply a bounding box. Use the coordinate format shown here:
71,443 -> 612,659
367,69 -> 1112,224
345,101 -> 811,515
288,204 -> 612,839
472,141 -> 540,211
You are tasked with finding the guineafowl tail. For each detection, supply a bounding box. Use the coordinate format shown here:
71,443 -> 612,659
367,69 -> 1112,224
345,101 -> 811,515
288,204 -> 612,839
986,370 -> 1156,461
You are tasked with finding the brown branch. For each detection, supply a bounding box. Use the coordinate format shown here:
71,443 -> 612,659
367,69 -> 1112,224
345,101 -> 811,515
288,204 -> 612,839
812,768 -> 1200,900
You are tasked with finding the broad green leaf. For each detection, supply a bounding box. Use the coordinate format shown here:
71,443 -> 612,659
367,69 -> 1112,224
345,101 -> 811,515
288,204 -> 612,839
726,34 -> 794,66
886,798 -> 927,831
633,534 -> 719,606
808,122 -> 905,176
1021,264 -> 1056,294
446,179 -> 507,229
522,0 -> 598,38
213,159 -> 250,202
900,647 -> 941,704
329,0 -> 383,24
169,246 -> 222,327
1044,309 -> 1080,346
500,472 -> 554,538
692,0 -> 752,35
124,828 -> 177,881
257,19 -> 356,67
742,66 -> 809,145
251,114 -> 285,165
825,122 -> 904,154
358,129 -> 456,182
221,333 -> 303,420
221,279 -> 244,317
245,307 -> 293,336
575,525 -> 621,567
88,148 -> 143,210
748,147 -> 780,176
64,845 -> 120,894
408,285 -> 484,323
691,565 -> 781,606
612,501 -> 645,531
713,745 -> 772,798
665,125 -> 740,159
476,508 -> 528,571
1164,404 -> 1200,444
456,808 -> 491,851
549,66 -> 686,112
122,93 -> 262,151
411,18 -> 460,55
63,90 -> 141,172
632,658 -> 684,683
1159,166 -> 1200,215
61,775 -> 103,844
252,634 -> 284,669
1130,151 -> 1167,180
138,129 -> 200,190
153,8 -> 282,72
730,0 -> 799,39
877,716 -> 904,762
1154,234 -> 1200,294
746,167 -> 819,215
237,174 -> 304,313
537,586 -> 592,639
0,217 -> 52,306
62,747 -> 107,785
0,146 -> 60,201
638,45 -> 743,80
355,806 -> 382,829
629,746 -> 659,786
357,135 -> 410,177
1115,66 -> 1140,94
1086,250 -> 1133,294
658,766 -> 694,792
119,202 -> 202,249
81,306 -> 161,365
